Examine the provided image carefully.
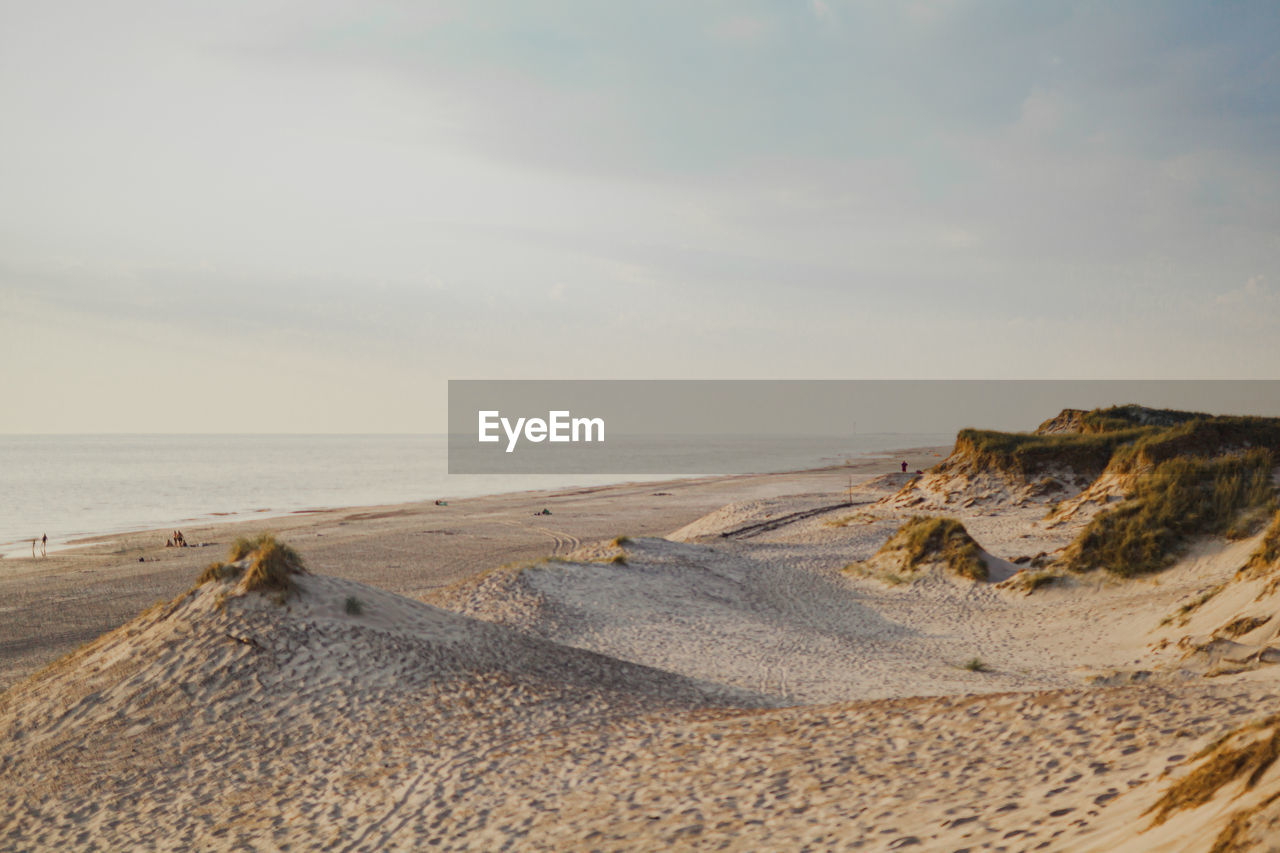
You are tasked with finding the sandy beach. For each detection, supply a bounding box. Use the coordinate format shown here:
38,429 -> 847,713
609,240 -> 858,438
8,0 -> 1278,847
0,447 -> 947,693
4,423 -> 1280,852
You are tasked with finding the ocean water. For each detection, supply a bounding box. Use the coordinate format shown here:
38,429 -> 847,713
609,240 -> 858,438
0,433 -> 951,555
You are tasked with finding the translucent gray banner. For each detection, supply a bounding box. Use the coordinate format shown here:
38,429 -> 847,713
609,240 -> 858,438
447,380 -> 1280,474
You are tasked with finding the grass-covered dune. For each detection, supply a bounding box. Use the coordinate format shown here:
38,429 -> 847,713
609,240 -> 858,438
940,404 -> 1280,578
1060,449 -> 1276,576
846,516 -> 988,583
945,404 -> 1210,481
1067,403 -> 1206,434
950,426 -> 1148,480
950,406 -> 1280,482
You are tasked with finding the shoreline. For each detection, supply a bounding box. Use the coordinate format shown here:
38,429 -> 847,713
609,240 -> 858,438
0,446 -> 950,691
1,443 -> 946,559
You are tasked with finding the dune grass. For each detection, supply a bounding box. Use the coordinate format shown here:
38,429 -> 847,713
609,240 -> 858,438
1109,416 -> 1280,472
1001,569 -> 1064,595
1218,615 -> 1270,639
1206,793 -> 1280,853
859,516 -> 989,582
947,407 -> 1280,579
952,426 -> 1152,479
196,561 -> 235,585
1242,512 -> 1280,577
1059,450 -> 1276,577
1077,404 -> 1205,434
957,408 -> 1280,488
196,533 -> 307,594
1226,505 -> 1276,540
1023,571 -> 1060,591
239,535 -> 307,593
1160,584 -> 1226,626
1145,714 -> 1280,826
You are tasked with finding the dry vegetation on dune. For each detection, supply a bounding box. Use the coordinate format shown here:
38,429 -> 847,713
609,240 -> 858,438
1073,403 -> 1206,433
848,515 -> 988,582
1227,511 -> 1280,603
1108,415 -> 1280,471
958,408 -> 1280,485
1147,714 -> 1280,825
196,533 -> 308,595
1060,449 -> 1277,577
997,567 -> 1066,594
953,426 -> 1151,480
941,405 -> 1280,579
1142,713 -> 1280,852
1241,512 -> 1280,579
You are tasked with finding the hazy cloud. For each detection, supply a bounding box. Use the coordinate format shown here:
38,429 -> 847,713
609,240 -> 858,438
1216,275 -> 1271,306
1,1 -> 1278,430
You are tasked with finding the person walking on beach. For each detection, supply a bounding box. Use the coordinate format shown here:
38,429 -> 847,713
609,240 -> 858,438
40,533 -> 47,557
901,461 -> 908,473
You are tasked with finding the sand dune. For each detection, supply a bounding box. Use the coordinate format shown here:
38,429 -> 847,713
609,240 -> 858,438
0,562 -> 759,850
428,535 -> 928,703
1149,515 -> 1280,679
0,453 -> 946,694
5,558 -> 1274,850
6,545 -> 1280,851
5,411 -> 1280,850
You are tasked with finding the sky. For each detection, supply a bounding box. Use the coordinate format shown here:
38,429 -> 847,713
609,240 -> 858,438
2,1 -> 1278,432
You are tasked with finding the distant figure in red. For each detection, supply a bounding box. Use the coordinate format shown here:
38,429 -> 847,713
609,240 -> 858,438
901,461 -> 908,473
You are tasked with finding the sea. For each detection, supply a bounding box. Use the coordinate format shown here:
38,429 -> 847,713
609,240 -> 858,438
0,433 -> 952,556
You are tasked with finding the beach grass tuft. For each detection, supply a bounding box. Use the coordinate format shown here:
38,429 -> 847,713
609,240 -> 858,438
196,533 -> 307,596
241,535 -> 306,593
196,561 -> 238,585
1241,512 -> 1280,578
883,516 -> 988,581
1145,715 -> 1280,826
1002,569 -> 1063,595
845,516 -> 987,583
